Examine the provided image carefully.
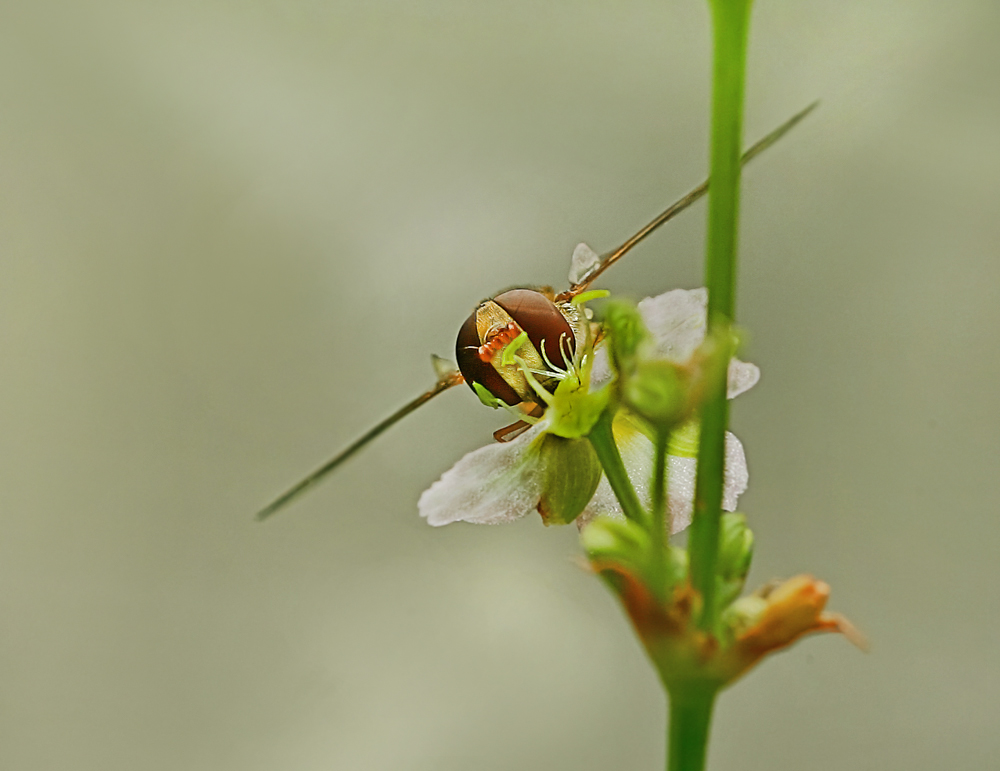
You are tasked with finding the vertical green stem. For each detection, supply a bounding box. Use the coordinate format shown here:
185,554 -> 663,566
703,0 -> 751,323
649,427 -> 671,595
688,0 -> 753,631
588,410 -> 647,525
666,685 -> 718,771
650,427 -> 670,548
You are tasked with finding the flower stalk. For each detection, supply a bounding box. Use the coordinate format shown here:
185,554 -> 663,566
689,0 -> 754,633
649,426 -> 671,595
667,684 -> 718,771
587,409 -> 648,526
674,1 -> 754,768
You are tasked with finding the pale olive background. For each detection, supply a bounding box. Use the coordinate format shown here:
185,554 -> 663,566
2,1 -> 998,769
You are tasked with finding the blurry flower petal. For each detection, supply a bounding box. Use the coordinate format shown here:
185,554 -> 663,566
727,359 -> 760,399
722,432 -> 749,510
418,423 -> 548,526
661,430 -> 747,531
590,288 -> 759,399
637,287 -> 709,362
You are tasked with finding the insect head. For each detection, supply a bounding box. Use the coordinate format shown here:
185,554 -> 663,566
455,288 -> 587,408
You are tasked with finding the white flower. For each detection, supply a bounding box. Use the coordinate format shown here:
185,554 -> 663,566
589,288 -> 759,398
418,288 -> 758,529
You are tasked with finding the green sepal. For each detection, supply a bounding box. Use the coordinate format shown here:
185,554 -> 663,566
472,381 -> 503,409
714,512 -> 754,611
536,435 -> 603,526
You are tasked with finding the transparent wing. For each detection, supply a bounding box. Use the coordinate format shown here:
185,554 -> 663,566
557,101 -> 819,300
257,368 -> 464,521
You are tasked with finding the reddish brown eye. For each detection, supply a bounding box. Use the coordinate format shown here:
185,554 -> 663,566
456,310 -> 522,406
455,288 -> 576,407
492,289 -> 575,370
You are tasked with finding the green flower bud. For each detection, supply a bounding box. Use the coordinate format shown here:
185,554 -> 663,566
662,544 -> 690,592
718,594 -> 768,645
602,300 -> 649,377
536,435 -> 603,526
715,512 -> 754,610
623,359 -> 688,428
580,516 -> 650,563
601,300 -> 698,432
581,516 -> 689,596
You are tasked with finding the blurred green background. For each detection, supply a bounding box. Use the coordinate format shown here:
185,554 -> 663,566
2,1 -> 998,769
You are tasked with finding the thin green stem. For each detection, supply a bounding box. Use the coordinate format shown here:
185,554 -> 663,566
689,0 -> 752,631
650,427 -> 670,591
588,410 -> 647,525
666,684 -> 718,771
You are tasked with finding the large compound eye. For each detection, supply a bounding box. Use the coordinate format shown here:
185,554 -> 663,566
492,289 -> 575,370
455,310 -> 522,406
455,289 -> 577,407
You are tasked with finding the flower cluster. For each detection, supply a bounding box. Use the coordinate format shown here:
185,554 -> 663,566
417,245 -> 860,689
418,285 -> 756,532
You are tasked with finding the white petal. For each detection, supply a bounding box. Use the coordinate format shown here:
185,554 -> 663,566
575,481 -> 617,530
666,455 -> 696,533
588,288 -> 760,400
727,359 -> 760,398
569,242 -> 601,285
722,431 -> 748,511
588,345 -> 612,389
637,287 -> 708,363
637,288 -> 759,399
578,423 -> 749,534
418,423 -> 547,526
669,432 -> 748,530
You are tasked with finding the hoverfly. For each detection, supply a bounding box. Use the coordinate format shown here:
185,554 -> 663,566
256,103 -> 815,521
